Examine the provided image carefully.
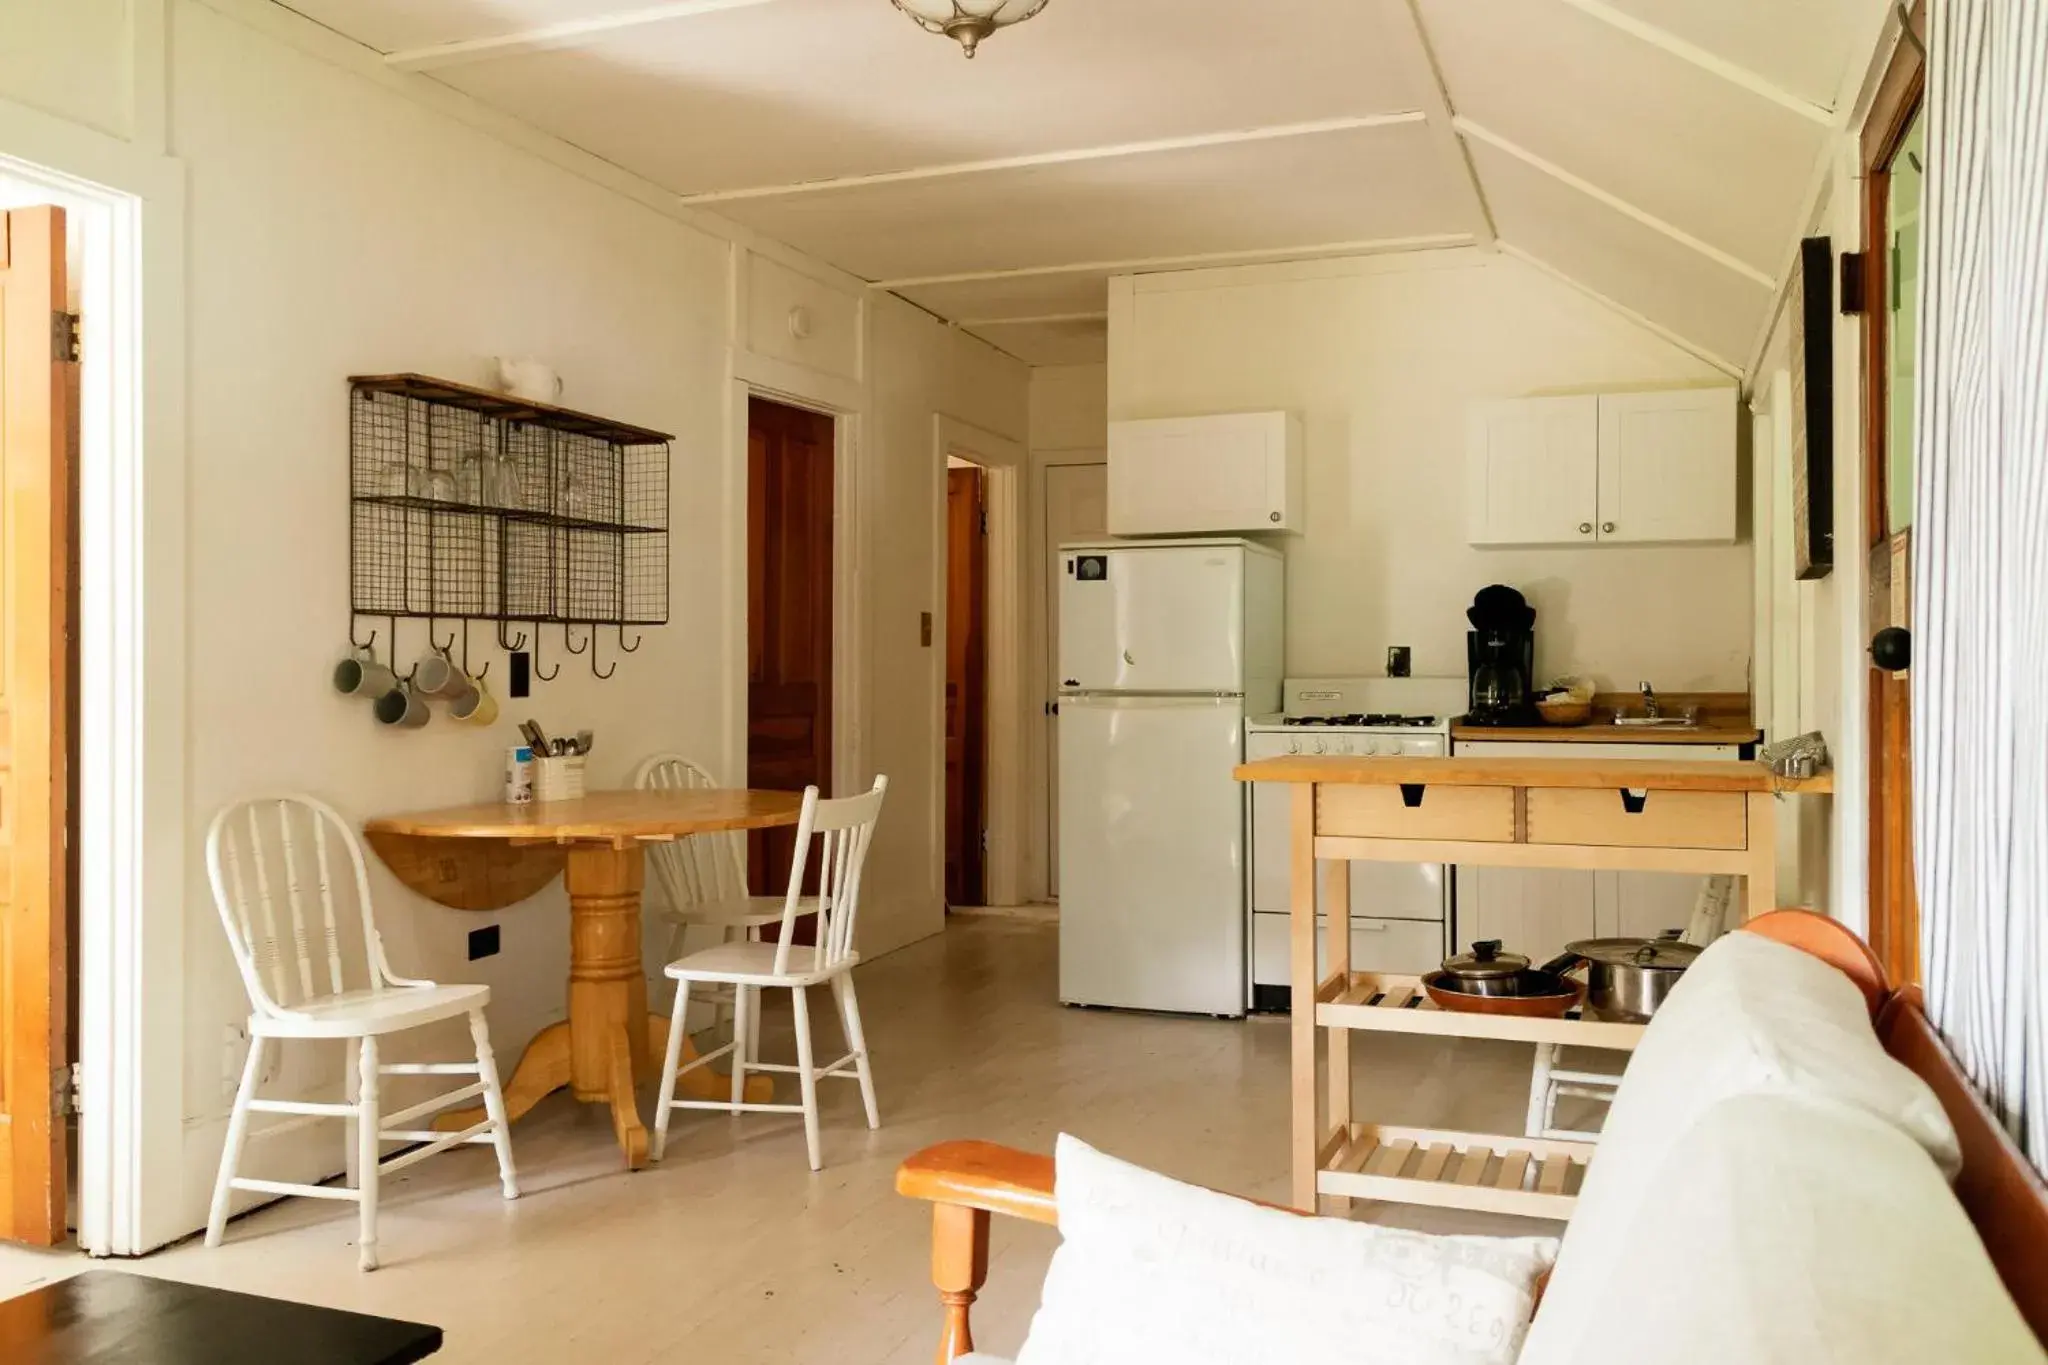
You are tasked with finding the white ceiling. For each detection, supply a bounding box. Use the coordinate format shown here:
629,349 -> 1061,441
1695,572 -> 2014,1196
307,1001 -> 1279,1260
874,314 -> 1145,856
281,0 -> 1890,370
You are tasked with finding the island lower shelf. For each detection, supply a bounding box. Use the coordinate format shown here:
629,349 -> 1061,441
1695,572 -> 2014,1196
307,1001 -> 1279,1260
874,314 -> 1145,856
1317,1123 -> 1593,1220
1313,974 -> 1647,1219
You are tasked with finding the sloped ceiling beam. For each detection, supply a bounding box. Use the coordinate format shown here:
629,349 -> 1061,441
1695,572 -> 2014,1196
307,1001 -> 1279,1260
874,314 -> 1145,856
678,114 -> 1427,204
1387,0 -> 1497,249
1457,119 -> 1777,288
869,234 -> 1474,289
383,0 -> 788,71
958,311 -> 1110,327
1549,0 -> 1834,126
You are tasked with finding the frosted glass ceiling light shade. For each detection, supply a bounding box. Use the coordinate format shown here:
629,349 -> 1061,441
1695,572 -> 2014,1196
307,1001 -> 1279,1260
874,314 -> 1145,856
890,0 -> 1049,57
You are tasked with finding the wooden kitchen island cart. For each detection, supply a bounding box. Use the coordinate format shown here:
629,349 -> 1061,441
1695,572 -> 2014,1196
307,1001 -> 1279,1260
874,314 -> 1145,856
1234,754 -> 1831,1214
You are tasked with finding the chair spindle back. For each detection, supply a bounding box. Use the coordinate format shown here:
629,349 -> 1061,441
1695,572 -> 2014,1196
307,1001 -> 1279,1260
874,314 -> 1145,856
206,795 -> 388,1017
632,754 -> 749,911
771,777 -> 889,976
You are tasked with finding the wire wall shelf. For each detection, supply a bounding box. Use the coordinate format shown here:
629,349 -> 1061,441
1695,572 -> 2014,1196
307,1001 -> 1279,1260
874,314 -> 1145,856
347,374 -> 671,680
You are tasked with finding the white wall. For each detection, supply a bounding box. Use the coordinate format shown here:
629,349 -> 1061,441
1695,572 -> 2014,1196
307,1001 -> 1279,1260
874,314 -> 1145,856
0,0 -> 1024,1245
1745,153 -> 1869,922
1109,251 -> 1752,691
864,293 -> 1030,942
1024,363 -> 1107,900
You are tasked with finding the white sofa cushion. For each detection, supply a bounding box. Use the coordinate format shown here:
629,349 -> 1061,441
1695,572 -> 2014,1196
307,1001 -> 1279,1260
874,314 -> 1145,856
1014,1134 -> 1556,1365
1518,1092 -> 2042,1364
1521,930 -> 1963,1358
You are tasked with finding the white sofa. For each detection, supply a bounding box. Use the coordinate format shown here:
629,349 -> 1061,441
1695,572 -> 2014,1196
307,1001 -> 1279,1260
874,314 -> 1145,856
897,912 -> 2048,1364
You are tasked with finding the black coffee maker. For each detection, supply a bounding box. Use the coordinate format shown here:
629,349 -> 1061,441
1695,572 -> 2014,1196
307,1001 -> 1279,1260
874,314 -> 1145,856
1464,585 -> 1538,726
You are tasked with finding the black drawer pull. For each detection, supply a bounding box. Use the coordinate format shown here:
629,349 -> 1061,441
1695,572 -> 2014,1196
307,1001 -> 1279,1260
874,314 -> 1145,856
1619,789 -> 1649,814
1400,783 -> 1427,808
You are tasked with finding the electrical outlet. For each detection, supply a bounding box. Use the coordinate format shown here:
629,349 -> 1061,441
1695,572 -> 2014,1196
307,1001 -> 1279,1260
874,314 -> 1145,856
468,924 -> 501,960
1387,646 -> 1412,678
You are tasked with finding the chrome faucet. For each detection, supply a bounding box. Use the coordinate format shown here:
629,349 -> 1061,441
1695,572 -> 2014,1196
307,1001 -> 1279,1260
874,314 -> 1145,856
1638,681 -> 1660,718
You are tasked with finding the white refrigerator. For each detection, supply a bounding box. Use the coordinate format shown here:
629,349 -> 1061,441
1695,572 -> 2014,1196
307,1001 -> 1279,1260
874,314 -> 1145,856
1057,538 -> 1283,1015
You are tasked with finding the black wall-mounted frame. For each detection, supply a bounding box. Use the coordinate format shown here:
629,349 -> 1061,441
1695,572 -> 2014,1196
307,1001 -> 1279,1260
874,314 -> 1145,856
1795,237 -> 1836,580
346,373 -> 671,678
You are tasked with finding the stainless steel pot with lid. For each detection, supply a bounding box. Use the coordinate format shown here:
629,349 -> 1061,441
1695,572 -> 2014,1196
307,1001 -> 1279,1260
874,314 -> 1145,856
1438,940 -> 1533,997
1565,933 -> 1703,1022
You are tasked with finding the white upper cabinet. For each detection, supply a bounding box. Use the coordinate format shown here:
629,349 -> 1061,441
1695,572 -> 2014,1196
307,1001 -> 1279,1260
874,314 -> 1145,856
1467,396 -> 1600,546
1108,411 -> 1303,535
1467,388 -> 1738,546
1596,389 -> 1738,543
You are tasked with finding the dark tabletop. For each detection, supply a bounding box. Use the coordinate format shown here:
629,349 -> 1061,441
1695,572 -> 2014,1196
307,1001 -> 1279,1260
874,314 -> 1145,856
0,1271 -> 440,1365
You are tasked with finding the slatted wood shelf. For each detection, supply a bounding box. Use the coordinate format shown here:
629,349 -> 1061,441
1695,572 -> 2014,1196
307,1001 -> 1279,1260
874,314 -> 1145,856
1315,972 -> 1649,1050
1317,1123 -> 1591,1220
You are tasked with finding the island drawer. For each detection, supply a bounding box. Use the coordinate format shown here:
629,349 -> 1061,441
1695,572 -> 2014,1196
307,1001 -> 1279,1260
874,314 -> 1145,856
1524,788 -> 1747,850
1318,784 -> 1516,843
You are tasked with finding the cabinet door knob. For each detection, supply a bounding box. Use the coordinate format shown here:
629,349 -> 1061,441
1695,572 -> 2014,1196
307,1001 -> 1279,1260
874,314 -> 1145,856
1578,522 -> 1593,535
1269,511 -> 1282,523
1602,521 -> 1616,534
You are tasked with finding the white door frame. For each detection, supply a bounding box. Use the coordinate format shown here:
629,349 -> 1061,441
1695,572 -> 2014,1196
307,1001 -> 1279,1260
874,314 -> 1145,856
0,96 -> 191,1255
933,415 -> 1025,907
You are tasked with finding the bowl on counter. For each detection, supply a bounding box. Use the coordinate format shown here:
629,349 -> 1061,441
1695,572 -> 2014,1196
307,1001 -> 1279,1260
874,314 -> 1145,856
1535,695 -> 1593,726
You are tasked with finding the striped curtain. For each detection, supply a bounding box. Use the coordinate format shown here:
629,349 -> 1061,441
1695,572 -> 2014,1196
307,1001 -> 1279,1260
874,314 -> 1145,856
1913,0 -> 2048,1169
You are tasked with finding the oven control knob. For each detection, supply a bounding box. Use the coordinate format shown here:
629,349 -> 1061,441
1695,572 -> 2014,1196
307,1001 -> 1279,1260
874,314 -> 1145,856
1335,739 -> 1353,755
1312,739 -> 1327,755
1362,740 -> 1381,756
1286,739 -> 1301,755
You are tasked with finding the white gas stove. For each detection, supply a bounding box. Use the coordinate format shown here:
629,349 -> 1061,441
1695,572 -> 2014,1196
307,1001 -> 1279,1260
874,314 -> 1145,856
1243,677 -> 1468,1011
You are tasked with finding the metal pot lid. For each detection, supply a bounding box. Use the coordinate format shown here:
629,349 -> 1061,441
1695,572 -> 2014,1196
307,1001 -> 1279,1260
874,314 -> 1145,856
1441,939 -> 1530,980
1566,936 -> 1703,971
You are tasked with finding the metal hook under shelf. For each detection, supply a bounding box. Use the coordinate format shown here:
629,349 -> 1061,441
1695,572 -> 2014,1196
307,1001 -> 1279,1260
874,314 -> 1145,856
531,623 -> 560,682
563,622 -> 590,656
497,619 -> 529,652
461,619 -> 489,681
618,624 -> 642,654
430,618 -> 457,655
348,615 -> 380,660
589,627 -> 616,680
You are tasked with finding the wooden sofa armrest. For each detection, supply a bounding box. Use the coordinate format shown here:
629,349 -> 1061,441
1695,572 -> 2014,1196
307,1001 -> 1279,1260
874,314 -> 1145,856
896,1142 -> 1056,1364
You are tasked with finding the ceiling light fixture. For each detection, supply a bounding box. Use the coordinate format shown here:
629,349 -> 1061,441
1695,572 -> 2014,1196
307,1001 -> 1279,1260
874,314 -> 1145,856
890,0 -> 1049,57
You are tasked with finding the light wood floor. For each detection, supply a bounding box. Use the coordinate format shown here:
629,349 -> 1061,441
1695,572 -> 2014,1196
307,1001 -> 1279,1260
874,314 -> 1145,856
0,916 -> 1559,1363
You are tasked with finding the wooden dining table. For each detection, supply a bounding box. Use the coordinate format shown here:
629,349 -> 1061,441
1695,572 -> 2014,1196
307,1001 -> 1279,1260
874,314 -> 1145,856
361,788 -> 805,1169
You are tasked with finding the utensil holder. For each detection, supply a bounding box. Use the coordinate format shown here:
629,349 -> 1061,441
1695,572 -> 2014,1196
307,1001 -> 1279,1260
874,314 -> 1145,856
533,755 -> 586,803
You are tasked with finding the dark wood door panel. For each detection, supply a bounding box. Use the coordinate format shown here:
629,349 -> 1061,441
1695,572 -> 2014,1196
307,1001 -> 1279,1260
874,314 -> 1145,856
747,397 -> 834,925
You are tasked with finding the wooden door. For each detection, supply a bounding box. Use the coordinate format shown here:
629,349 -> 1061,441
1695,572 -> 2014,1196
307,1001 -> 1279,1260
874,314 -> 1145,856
1042,462 -> 1106,898
0,207 -> 73,1245
747,397 -> 834,901
1862,15 -> 1924,985
1466,396 -> 1599,546
944,466 -> 987,907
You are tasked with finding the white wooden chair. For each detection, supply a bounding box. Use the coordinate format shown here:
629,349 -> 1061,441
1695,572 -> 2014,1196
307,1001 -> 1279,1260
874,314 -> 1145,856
651,777 -> 888,1171
631,754 -> 773,955
203,795 -> 518,1271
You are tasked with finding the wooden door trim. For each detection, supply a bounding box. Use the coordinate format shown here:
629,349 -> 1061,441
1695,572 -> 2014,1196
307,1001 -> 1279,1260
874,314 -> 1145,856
1859,6 -> 1925,984
945,467 -> 988,905
0,206 -> 73,1245
934,416 -> 1025,909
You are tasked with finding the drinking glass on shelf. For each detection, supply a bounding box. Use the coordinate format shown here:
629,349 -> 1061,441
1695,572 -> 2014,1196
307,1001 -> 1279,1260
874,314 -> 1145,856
487,452 -> 526,510
410,466 -> 455,502
455,447 -> 488,505
559,468 -> 588,520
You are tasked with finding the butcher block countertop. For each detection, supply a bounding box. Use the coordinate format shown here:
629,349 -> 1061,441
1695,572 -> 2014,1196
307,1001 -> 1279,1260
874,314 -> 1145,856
1449,690 -> 1761,746
1234,754 -> 1832,795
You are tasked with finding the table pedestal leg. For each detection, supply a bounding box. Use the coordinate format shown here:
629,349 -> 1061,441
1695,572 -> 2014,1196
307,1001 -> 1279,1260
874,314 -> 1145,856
437,843 -> 771,1166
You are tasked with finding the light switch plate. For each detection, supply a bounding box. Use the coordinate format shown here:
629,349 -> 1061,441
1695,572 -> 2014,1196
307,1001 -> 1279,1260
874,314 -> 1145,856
920,611 -> 933,647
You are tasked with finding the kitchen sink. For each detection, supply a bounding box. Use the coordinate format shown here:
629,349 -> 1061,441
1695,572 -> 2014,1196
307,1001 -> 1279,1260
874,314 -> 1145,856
1612,705 -> 1701,727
